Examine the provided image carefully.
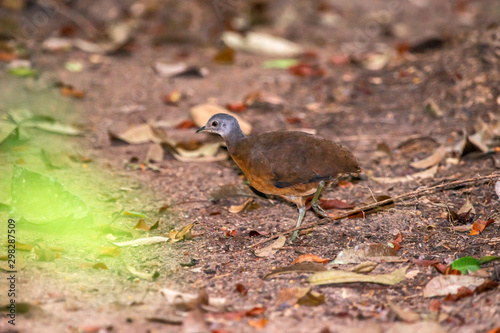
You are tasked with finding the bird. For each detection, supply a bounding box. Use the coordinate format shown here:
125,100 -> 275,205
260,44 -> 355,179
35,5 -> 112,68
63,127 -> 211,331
196,113 -> 361,241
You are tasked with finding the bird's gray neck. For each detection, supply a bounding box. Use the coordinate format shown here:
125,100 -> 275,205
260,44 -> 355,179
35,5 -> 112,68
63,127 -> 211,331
224,126 -> 246,150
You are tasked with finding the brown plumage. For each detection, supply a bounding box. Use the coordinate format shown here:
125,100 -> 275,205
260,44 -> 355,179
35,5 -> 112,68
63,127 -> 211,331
197,113 -> 361,241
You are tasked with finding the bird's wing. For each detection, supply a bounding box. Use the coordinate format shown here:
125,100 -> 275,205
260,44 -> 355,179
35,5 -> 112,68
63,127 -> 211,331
249,132 -> 360,189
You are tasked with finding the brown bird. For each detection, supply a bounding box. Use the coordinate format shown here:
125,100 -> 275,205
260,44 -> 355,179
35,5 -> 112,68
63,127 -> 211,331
197,113 -> 361,241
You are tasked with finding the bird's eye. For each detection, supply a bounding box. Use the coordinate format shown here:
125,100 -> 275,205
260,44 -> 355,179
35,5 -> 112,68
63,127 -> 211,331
211,121 -> 218,127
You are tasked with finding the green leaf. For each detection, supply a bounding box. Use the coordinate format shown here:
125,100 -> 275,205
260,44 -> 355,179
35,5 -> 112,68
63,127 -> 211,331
23,120 -> 83,136
451,256 -> 480,274
0,120 -> 17,144
478,256 -> 500,265
263,58 -> 299,69
8,67 -> 37,77
0,203 -> 10,212
10,166 -> 88,224
7,109 -> 34,124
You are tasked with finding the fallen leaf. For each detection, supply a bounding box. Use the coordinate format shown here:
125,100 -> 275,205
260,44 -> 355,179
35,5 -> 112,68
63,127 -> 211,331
163,90 -> 182,105
114,236 -> 170,247
169,223 -> 195,243
451,256 -> 480,274
495,181 -> 500,198
289,63 -> 325,77
388,302 -> 420,323
389,232 -> 403,251
154,62 -> 188,77
236,283 -> 248,296
243,90 -> 283,108
248,319 -> 268,329
478,255 -> 500,265
424,99 -> 444,118
457,196 -> 476,222
221,31 -> 303,57
226,103 -> 247,112
126,265 -> 158,280
452,224 -> 472,232
254,235 -> 286,257
350,261 -> 378,274
470,219 -> 494,235
292,254 -> 329,265
309,266 -> 408,286
410,146 -> 447,169
320,199 -> 355,210
93,263 -> 108,270
98,246 -> 122,257
110,124 -> 157,144
333,243 -> 398,264
225,230 -> 237,237
264,262 -> 327,279
190,103 -> 252,135
132,219 -> 151,231
228,198 -> 260,214
249,230 -> 267,237
443,286 -> 474,302
11,166 -> 88,224
213,47 -> 234,64
175,120 -> 197,130
423,275 -> 485,298
277,287 -> 324,307
164,141 -> 228,163
263,58 -> 299,69
0,120 -> 18,144
372,165 -> 438,184
410,258 -> 440,267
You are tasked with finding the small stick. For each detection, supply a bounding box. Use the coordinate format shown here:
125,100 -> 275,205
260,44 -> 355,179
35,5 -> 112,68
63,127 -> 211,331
249,172 -> 500,248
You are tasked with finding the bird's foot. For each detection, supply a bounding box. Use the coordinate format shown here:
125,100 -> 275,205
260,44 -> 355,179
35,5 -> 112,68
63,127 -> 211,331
311,203 -> 328,218
288,230 -> 299,243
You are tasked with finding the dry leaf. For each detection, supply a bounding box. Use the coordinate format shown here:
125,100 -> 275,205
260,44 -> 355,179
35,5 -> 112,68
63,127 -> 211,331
292,254 -> 329,265
235,283 -> 248,296
190,103 -> 252,135
226,103 -> 247,112
114,236 -> 170,247
309,266 -> 408,286
98,246 -> 122,257
110,124 -> 157,145
248,319 -> 268,329
333,243 -> 399,264
175,120 -> 196,130
470,219 -> 494,235
228,198 -> 260,214
388,302 -> 421,323
254,235 -> 286,257
410,146 -> 448,169
133,219 -> 150,231
264,262 -> 328,279
161,288 -> 226,309
221,31 -> 303,57
452,224 -> 472,232
350,261 -> 378,274
423,275 -> 485,298
169,223 -> 195,243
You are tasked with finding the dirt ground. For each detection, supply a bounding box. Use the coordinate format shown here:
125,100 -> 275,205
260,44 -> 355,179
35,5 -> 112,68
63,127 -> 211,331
0,1 -> 499,332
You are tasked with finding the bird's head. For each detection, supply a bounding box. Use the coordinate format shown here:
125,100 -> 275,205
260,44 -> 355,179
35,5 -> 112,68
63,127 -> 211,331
196,113 -> 241,140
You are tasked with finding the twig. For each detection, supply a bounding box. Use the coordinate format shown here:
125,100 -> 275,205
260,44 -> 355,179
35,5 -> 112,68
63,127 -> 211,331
249,172 -> 500,248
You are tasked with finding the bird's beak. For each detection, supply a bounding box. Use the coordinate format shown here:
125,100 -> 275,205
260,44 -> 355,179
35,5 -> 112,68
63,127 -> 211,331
196,126 -> 206,133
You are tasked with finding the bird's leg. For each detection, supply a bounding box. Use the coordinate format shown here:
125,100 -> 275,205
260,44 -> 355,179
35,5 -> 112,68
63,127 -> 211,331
311,180 -> 328,218
289,205 -> 306,242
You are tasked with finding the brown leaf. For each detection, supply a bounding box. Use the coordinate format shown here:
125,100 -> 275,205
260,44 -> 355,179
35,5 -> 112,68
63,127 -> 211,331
320,199 -> 355,210
291,254 -> 329,265
470,219 -> 494,235
60,84 -> 85,98
225,230 -> 237,237
226,103 -> 247,112
286,117 -> 302,124
133,219 -> 150,231
175,120 -> 197,130
389,232 -> 403,251
249,230 -> 267,237
254,235 -> 286,258
248,319 -> 268,329
235,283 -> 248,296
228,198 -> 260,214
245,307 -> 266,316
429,299 -> 441,312
410,258 -> 440,267
264,262 -> 327,279
443,286 -> 474,302
163,90 -> 182,105
213,47 -> 234,64
289,63 -> 325,77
